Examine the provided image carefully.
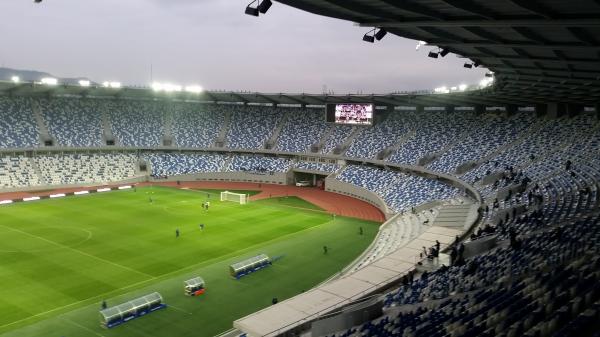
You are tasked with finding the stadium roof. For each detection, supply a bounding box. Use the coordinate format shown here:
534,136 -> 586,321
275,0 -> 600,105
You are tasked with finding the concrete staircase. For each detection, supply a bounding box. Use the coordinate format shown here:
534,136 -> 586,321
101,106 -> 116,145
312,124 -> 335,153
417,131 -> 469,167
264,110 -> 291,150
333,127 -> 361,155
378,130 -> 416,160
221,154 -> 234,172
30,100 -> 54,146
162,107 -> 174,146
29,155 -> 46,185
213,109 -> 232,148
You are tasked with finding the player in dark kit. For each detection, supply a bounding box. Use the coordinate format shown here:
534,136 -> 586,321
176,228 -> 180,238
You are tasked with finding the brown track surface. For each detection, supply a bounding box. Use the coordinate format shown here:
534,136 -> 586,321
0,181 -> 385,223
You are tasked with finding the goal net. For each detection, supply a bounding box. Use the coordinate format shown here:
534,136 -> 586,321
220,191 -> 248,205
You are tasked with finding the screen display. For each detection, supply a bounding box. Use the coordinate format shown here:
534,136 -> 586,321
327,104 -> 373,125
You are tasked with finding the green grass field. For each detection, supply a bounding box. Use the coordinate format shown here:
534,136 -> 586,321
0,186 -> 378,337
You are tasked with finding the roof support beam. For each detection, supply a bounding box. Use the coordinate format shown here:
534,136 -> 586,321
490,65 -> 600,77
438,0 -> 497,19
279,94 -> 309,105
358,18 -> 600,28
425,41 -> 600,51
377,0 -> 445,20
506,0 -> 557,19
463,54 -> 600,67
253,93 -> 280,106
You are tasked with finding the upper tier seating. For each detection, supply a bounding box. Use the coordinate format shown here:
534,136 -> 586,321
107,100 -> 165,147
0,97 -> 39,148
171,103 -> 225,148
427,112 -> 536,174
35,153 -> 137,185
226,106 -> 282,149
346,112 -> 414,159
321,124 -> 354,154
277,108 -> 329,153
39,98 -> 104,147
388,110 -> 471,165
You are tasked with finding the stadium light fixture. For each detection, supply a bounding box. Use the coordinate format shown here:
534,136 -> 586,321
185,85 -> 203,94
245,0 -> 259,16
258,0 -> 272,14
434,86 -> 449,94
374,28 -> 387,41
473,62 -> 480,68
463,62 -> 473,68
41,77 -> 58,85
362,29 -> 376,43
79,80 -> 90,87
11,76 -> 20,83
103,81 -> 121,88
439,48 -> 450,57
485,72 -> 494,78
415,41 -> 426,51
428,51 -> 439,58
458,84 -> 467,91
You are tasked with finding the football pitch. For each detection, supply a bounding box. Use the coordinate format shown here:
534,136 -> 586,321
0,186 -> 379,337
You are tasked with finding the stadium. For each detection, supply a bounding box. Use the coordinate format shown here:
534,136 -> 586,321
1,1 -> 599,337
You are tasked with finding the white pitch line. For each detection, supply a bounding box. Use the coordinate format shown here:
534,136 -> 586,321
167,304 -> 193,315
61,316 -> 107,337
0,224 -> 154,279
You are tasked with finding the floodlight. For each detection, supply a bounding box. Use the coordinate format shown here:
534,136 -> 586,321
473,62 -> 480,67
428,51 -> 439,58
41,77 -> 58,85
363,29 -> 375,43
485,72 -> 494,78
11,76 -> 19,83
152,82 -> 163,91
458,84 -> 467,91
163,83 -> 182,92
374,28 -> 387,41
463,63 -> 473,68
258,0 -> 272,14
185,85 -> 203,94
103,81 -> 120,88
451,86 -> 457,91
79,80 -> 90,87
415,41 -> 426,51
245,0 -> 259,16
439,48 -> 450,57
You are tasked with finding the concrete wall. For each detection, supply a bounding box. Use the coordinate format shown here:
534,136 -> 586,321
324,178 -> 394,219
150,171 -> 290,185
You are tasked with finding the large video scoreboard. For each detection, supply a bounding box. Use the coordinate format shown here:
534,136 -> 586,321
325,103 -> 374,126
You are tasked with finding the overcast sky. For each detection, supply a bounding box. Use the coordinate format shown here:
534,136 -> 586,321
0,0 -> 486,94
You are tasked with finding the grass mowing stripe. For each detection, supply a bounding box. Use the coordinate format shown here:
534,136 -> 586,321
0,224 -> 154,280
60,317 -> 107,337
0,186 -> 380,337
0,218 -> 330,331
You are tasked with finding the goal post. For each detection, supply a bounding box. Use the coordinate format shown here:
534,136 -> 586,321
220,191 -> 248,204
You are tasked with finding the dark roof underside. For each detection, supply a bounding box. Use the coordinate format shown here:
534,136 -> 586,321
276,0 -> 600,105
